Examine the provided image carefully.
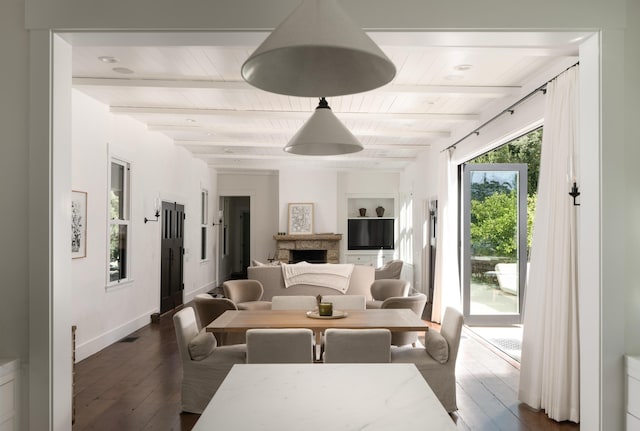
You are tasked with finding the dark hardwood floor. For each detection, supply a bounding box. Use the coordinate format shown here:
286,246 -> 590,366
73,307 -> 580,431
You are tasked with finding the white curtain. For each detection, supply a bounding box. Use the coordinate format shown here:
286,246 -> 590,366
518,66 -> 580,422
431,148 -> 461,323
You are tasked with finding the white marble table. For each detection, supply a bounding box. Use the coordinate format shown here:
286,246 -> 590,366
192,363 -> 456,431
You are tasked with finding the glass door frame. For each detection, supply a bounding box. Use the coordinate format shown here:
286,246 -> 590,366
462,163 -> 528,326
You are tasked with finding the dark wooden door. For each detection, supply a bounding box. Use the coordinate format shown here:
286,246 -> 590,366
160,201 -> 184,314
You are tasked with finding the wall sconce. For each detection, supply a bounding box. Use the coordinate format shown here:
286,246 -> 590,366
144,209 -> 160,224
145,197 -> 161,223
569,182 -> 580,206
212,210 -> 224,226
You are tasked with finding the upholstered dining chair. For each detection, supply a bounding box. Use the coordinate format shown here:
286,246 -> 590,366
391,307 -> 464,413
270,295 -> 318,310
173,307 -> 246,413
381,293 -> 428,346
374,260 -> 403,280
323,329 -> 391,363
246,328 -> 314,363
321,294 -> 366,310
193,294 -> 245,345
222,279 -> 271,310
366,279 -> 411,309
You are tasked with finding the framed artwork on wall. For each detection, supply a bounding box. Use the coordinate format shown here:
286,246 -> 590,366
71,190 -> 87,258
288,202 -> 314,235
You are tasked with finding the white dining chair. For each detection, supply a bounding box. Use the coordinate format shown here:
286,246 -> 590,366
323,329 -> 391,363
246,328 -> 314,363
321,294 -> 366,310
270,295 -> 318,310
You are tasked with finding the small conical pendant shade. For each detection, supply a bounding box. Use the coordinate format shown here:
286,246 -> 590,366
284,98 -> 363,155
242,0 -> 396,97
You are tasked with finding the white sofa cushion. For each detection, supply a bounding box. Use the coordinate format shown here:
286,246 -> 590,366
188,329 -> 217,361
424,330 -> 449,364
251,259 -> 281,267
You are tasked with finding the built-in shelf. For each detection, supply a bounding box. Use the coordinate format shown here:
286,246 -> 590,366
347,197 -> 395,219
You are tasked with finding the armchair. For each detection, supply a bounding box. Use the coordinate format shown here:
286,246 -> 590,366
391,307 -> 464,412
173,307 -> 246,413
222,279 -> 271,310
366,279 -> 411,309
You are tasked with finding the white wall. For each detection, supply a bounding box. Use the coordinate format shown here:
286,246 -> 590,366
400,148 -> 439,294
279,167 -> 338,234
218,171 -> 279,265
70,90 -> 216,361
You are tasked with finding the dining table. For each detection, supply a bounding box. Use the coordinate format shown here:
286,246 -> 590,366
191,363 -> 457,431
205,308 -> 429,345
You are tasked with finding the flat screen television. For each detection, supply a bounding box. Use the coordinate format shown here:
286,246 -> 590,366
348,218 -> 394,250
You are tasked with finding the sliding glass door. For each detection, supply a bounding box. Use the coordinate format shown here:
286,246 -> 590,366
462,164 -> 528,325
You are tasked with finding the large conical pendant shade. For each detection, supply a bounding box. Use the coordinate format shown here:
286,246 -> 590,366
241,0 -> 396,97
284,98 -> 363,155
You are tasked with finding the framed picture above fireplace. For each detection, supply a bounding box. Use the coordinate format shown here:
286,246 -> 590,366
288,202 -> 314,235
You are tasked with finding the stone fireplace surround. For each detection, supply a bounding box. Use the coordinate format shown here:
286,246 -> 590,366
274,234 -> 342,264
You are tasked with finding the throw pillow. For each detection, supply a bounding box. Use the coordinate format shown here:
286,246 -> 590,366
188,329 -> 217,361
424,330 -> 449,364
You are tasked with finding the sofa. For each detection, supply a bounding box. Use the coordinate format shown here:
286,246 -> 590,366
247,264 -> 374,301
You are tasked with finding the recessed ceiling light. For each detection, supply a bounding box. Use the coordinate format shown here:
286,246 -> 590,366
453,64 -> 473,71
185,118 -> 196,123
444,74 -> 464,81
98,56 -> 119,63
112,67 -> 134,74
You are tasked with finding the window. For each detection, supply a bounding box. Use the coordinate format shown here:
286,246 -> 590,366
109,158 -> 131,284
201,189 -> 208,260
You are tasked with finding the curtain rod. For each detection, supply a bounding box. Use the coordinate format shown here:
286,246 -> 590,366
441,62 -> 579,153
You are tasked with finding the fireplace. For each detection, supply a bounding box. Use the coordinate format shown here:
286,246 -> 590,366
290,249 -> 327,264
273,234 -> 342,264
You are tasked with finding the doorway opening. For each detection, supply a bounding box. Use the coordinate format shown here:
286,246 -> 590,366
218,196 -> 251,281
461,127 -> 542,361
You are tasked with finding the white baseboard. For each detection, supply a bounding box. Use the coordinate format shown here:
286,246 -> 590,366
74,310 -> 155,362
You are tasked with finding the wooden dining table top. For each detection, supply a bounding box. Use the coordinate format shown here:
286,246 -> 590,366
205,309 -> 429,333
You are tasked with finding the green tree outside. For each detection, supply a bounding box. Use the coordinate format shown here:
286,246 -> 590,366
468,128 -> 542,260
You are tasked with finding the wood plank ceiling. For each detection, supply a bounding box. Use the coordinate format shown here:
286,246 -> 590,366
71,31 -> 586,171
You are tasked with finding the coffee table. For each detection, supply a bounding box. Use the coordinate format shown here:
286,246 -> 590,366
192,363 -> 456,431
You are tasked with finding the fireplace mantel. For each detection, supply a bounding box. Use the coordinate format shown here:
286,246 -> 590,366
274,234 -> 342,264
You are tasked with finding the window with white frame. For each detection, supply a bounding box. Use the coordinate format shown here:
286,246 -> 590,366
201,189 -> 208,260
109,158 -> 131,284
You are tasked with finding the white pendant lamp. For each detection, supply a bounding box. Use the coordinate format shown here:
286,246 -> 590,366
284,98 -> 363,155
241,0 -> 396,97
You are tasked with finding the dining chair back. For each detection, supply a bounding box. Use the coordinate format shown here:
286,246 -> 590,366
193,294 -> 245,345
246,328 -> 314,363
173,307 -> 246,413
222,280 -> 272,310
270,295 -> 318,310
381,293 -> 427,346
390,307 -> 464,413
321,295 -> 366,310
323,329 -> 391,363
366,279 -> 411,309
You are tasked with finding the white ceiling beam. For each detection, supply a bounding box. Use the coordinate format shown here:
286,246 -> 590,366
154,124 -> 450,139
74,77 -> 519,98
177,140 -> 430,151
198,153 -> 417,162
111,106 -> 479,122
